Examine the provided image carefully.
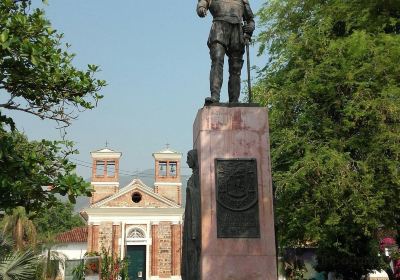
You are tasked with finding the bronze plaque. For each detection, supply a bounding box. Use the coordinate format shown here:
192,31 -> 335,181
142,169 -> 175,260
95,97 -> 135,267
215,158 -> 260,238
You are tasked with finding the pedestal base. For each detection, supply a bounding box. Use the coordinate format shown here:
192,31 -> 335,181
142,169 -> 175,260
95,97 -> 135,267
193,106 -> 277,280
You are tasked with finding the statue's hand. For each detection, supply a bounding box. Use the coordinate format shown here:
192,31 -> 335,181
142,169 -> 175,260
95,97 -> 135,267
244,33 -> 251,44
197,7 -> 207,17
243,21 -> 255,34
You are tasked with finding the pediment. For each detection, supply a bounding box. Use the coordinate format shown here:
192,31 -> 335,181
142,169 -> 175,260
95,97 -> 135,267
90,179 -> 180,208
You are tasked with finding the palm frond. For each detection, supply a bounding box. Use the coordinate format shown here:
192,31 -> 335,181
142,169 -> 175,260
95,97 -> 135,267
0,233 -> 14,254
0,249 -> 37,280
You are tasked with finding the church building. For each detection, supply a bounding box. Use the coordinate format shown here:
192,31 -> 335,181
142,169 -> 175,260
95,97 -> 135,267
80,147 -> 184,280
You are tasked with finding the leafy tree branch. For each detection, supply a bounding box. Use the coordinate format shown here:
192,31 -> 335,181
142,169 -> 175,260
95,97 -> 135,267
0,0 -> 106,127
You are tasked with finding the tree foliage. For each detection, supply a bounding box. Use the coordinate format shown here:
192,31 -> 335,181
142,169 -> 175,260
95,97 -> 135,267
0,1 -> 104,279
33,201 -> 84,239
0,127 -> 92,213
0,0 -> 105,213
0,0 -> 106,128
255,0 -> 400,278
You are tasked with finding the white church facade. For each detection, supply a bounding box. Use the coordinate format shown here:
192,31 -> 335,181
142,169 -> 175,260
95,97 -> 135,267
78,147 -> 184,280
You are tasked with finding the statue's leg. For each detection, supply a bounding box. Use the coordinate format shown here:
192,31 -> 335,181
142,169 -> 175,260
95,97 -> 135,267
209,43 -> 226,102
227,51 -> 244,103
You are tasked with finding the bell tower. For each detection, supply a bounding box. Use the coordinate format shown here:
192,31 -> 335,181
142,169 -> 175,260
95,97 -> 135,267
152,146 -> 182,205
90,148 -> 122,204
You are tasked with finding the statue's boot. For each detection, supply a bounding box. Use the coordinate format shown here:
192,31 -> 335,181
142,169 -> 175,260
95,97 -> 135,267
228,57 -> 244,103
207,44 -> 225,103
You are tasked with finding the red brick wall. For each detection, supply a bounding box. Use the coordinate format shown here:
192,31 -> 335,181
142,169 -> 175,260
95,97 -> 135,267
91,158 -> 120,182
155,185 -> 181,205
112,225 -> 120,258
155,160 -> 181,183
171,224 -> 182,275
91,225 -> 99,252
91,185 -> 118,205
154,159 -> 182,205
151,225 -> 159,276
87,224 -> 93,252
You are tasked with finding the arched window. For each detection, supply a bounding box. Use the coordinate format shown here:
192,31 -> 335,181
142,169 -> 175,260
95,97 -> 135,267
127,228 -> 145,239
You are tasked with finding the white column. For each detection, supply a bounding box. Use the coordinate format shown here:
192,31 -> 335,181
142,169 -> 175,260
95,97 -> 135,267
146,221 -> 151,280
120,222 -> 125,259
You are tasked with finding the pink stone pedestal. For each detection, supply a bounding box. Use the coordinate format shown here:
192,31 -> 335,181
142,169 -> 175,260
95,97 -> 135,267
193,106 -> 277,280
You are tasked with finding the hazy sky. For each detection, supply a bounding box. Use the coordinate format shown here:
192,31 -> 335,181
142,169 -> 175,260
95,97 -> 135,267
6,0 -> 268,180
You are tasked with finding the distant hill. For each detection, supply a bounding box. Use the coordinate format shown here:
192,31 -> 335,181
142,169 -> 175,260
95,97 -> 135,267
70,169 -> 190,212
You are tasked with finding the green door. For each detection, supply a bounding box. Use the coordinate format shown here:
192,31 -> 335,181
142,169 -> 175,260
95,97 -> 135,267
126,245 -> 146,280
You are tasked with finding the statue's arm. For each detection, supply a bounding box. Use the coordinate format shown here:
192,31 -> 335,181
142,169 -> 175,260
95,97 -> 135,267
243,0 -> 255,36
197,0 -> 209,18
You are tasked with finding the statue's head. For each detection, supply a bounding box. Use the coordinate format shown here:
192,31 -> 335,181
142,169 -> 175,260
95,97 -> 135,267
187,149 -> 198,169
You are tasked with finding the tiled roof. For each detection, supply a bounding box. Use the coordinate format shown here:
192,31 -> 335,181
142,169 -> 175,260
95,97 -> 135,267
56,227 -> 88,243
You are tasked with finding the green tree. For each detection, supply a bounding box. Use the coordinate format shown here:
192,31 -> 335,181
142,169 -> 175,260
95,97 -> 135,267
255,0 -> 400,278
0,1 -> 104,278
0,0 -> 105,212
0,0 -> 106,128
33,201 -> 84,239
0,128 -> 91,213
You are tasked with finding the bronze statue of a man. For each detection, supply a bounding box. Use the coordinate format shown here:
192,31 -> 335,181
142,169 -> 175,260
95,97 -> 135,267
197,0 -> 255,104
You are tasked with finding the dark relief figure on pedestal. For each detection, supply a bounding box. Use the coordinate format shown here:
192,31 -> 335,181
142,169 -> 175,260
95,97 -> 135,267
181,149 -> 201,280
197,0 -> 255,104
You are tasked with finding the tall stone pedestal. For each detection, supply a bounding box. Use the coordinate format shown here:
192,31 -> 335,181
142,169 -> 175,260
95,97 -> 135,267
193,106 -> 277,280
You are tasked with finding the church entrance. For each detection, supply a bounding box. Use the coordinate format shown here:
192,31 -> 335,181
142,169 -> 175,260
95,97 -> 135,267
126,245 -> 146,280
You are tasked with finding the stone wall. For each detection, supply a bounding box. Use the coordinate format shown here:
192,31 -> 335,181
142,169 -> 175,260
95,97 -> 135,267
99,222 -> 113,252
158,222 -> 172,278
